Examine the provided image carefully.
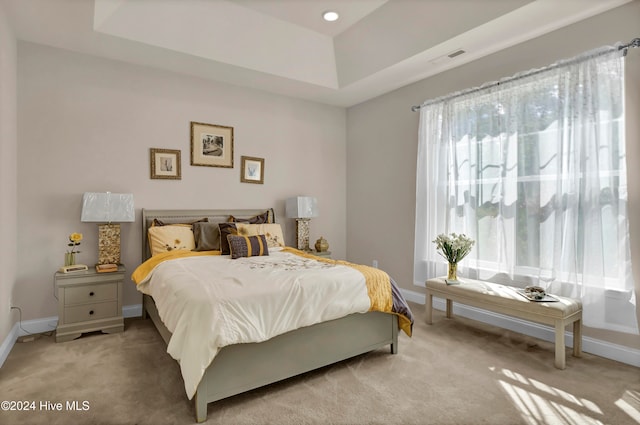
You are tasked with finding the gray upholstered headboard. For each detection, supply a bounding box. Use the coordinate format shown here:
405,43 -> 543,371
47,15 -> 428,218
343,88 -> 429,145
141,208 -> 276,261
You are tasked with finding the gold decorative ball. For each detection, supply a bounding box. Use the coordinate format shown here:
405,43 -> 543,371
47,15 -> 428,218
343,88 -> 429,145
315,236 -> 329,252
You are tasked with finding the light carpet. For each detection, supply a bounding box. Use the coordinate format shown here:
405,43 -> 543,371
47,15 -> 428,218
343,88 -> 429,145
1,302 -> 639,425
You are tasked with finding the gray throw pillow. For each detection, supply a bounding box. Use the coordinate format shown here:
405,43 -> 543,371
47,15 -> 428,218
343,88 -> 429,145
192,222 -> 221,251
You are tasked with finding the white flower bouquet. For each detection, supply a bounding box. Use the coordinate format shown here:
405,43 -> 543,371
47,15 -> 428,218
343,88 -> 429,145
433,233 -> 475,264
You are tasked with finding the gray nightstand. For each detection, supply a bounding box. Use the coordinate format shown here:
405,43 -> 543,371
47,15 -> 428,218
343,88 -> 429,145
55,265 -> 125,342
312,251 -> 332,258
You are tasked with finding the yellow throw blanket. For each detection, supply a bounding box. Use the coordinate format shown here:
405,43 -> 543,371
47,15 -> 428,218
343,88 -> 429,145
283,248 -> 412,337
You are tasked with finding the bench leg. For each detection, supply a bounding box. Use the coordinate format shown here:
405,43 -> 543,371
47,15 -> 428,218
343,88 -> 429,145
445,299 -> 453,319
573,319 -> 582,358
425,292 -> 433,325
554,320 -> 566,370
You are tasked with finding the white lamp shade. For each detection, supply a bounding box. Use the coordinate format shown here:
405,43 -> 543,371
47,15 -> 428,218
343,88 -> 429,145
81,192 -> 135,223
286,196 -> 318,219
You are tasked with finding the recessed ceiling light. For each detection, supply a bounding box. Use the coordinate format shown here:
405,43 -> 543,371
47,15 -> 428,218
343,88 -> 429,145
322,11 -> 339,22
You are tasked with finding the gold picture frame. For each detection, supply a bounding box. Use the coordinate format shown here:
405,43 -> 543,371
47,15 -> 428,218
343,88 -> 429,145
240,156 -> 264,184
190,121 -> 234,168
150,148 -> 181,180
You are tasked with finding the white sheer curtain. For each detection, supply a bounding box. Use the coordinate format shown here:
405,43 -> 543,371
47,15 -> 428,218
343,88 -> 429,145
414,46 -> 638,334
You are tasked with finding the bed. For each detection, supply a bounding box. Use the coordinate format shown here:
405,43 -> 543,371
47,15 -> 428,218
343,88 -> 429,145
135,208 -> 413,423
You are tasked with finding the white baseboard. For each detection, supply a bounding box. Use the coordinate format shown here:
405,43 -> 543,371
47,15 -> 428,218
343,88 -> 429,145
401,288 -> 426,304
3,298 -> 639,369
0,322 -> 19,368
0,305 -> 143,368
400,288 -> 640,368
123,304 -> 143,318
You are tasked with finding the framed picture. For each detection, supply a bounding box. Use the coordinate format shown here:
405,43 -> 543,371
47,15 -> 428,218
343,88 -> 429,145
240,156 -> 264,184
150,148 -> 181,180
190,121 -> 234,168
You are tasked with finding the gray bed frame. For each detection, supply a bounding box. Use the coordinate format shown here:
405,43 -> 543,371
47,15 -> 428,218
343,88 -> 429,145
140,209 -> 399,423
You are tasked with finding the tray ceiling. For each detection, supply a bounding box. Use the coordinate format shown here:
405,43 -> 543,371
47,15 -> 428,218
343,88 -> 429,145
3,0 -> 632,106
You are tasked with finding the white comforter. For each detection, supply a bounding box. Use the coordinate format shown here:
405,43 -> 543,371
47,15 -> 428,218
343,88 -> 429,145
135,249 -> 372,399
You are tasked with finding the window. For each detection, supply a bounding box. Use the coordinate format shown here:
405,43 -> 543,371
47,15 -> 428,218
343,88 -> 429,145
414,47 -> 638,334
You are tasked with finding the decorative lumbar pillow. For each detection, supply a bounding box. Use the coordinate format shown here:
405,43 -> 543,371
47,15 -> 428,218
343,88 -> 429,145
228,209 -> 274,224
235,223 -> 285,248
227,234 -> 269,259
148,225 -> 196,256
192,222 -> 221,251
218,222 -> 238,255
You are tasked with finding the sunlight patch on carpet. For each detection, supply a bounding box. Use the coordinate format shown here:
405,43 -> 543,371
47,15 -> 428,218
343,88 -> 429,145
615,390 -> 640,423
490,366 -> 605,425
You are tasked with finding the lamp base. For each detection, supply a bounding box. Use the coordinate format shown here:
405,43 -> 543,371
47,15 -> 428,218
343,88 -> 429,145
98,223 -> 121,265
295,218 -> 311,251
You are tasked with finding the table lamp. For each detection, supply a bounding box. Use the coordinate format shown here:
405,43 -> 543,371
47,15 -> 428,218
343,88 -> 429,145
286,196 -> 318,251
81,192 -> 135,268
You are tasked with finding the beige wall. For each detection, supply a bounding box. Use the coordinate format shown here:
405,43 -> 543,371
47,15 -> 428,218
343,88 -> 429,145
346,1 -> 640,350
0,2 -> 18,344
15,43 -> 346,320
6,0 -> 640,357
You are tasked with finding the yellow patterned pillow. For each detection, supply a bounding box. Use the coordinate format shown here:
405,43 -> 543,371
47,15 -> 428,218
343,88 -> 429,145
235,223 -> 285,248
148,225 -> 196,256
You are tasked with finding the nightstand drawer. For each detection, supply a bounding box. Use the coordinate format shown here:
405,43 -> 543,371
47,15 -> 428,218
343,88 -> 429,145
55,265 -> 125,342
64,283 -> 117,305
64,301 -> 119,324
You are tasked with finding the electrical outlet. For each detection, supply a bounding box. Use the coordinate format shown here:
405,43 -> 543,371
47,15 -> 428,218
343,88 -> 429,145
372,260 -> 378,268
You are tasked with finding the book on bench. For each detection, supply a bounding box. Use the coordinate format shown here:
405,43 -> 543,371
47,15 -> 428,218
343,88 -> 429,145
514,289 -> 559,302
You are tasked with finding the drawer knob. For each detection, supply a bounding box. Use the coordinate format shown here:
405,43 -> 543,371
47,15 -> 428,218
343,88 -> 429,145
89,292 -> 95,297
89,310 -> 94,315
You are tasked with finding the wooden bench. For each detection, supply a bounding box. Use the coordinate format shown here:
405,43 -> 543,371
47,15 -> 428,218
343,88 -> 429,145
425,277 -> 582,369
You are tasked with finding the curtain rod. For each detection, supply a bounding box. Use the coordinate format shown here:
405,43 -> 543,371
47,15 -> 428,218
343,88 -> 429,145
411,37 -> 640,112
